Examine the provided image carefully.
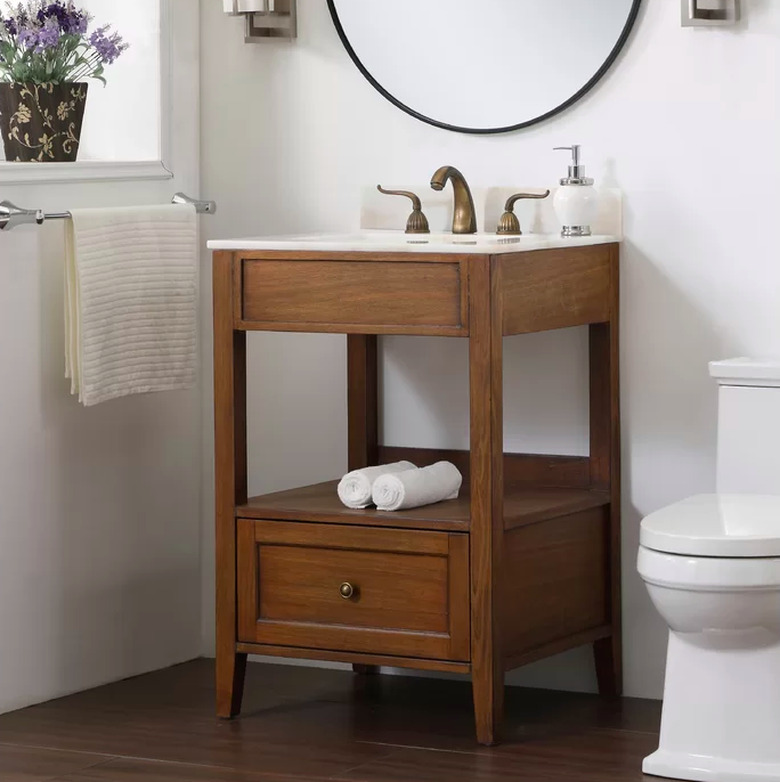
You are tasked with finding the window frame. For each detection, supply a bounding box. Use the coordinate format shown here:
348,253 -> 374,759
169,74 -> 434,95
0,0 -> 173,185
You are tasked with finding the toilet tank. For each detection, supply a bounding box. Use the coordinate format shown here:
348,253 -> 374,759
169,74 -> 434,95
710,359 -> 780,494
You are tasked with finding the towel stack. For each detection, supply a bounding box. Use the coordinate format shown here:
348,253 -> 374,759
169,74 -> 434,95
337,461 -> 462,511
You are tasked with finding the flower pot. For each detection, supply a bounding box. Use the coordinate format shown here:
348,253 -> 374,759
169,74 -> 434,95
0,82 -> 88,163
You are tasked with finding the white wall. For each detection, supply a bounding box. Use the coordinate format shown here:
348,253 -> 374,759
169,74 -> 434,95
0,1 -> 202,713
200,0 -> 780,699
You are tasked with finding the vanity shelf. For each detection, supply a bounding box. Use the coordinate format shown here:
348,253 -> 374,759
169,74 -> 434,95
211,237 -> 621,745
237,480 -> 609,533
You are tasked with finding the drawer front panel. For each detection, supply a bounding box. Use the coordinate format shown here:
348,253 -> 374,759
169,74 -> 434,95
237,519 -> 470,661
500,245 -> 612,335
258,546 -> 449,633
240,260 -> 465,333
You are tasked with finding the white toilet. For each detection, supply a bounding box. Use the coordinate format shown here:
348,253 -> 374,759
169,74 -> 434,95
638,358 -> 780,782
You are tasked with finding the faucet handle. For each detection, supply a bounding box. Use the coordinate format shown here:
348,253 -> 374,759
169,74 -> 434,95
496,191 -> 550,235
377,186 -> 430,234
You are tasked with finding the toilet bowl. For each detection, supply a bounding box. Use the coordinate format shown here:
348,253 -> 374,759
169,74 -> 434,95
639,494 -> 780,782
638,359 -> 780,781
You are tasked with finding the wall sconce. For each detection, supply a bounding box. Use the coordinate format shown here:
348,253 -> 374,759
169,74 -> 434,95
681,0 -> 740,26
222,0 -> 297,42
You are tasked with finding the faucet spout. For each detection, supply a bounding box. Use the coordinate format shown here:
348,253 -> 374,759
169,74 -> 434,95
430,165 -> 477,235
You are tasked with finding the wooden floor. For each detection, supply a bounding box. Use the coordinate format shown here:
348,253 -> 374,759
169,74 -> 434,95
0,659 -> 662,781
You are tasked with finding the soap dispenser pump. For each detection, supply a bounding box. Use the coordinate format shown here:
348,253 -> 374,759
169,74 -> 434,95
552,145 -> 598,237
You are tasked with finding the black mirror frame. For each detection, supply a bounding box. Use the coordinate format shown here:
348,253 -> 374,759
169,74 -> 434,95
327,0 -> 643,135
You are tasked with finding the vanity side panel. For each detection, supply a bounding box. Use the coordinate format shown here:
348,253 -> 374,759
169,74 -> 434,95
500,245 -> 613,335
501,506 -> 608,667
240,258 -> 466,334
378,445 -> 591,489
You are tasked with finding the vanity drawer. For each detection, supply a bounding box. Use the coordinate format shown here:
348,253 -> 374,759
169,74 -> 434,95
239,259 -> 466,334
237,519 -> 470,661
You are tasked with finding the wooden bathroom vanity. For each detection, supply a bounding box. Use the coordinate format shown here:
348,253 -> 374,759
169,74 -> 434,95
210,234 -> 621,745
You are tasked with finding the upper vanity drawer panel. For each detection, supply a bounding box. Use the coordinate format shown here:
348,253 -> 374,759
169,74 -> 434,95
239,259 -> 466,334
500,245 -> 614,335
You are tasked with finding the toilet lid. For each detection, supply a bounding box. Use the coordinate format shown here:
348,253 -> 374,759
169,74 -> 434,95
640,494 -> 780,557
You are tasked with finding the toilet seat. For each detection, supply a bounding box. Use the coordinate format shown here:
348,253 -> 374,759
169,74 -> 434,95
640,494 -> 780,558
638,545 -> 780,591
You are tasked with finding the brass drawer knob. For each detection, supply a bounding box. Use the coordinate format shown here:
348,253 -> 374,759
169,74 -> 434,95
339,582 -> 356,600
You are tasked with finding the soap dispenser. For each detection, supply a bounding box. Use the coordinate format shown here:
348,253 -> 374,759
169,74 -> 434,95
552,145 -> 598,237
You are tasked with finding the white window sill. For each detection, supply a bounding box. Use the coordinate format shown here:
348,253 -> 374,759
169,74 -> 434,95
0,160 -> 173,186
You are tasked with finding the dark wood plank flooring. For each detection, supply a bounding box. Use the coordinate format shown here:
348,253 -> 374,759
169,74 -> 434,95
0,659 -> 661,781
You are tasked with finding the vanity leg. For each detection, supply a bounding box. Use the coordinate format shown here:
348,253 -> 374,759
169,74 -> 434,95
352,664 -> 380,675
589,244 -> 622,697
213,251 -> 249,719
217,652 -> 247,718
593,635 -> 621,697
346,336 -> 380,679
472,660 -> 504,746
469,258 -> 505,746
346,334 -> 379,470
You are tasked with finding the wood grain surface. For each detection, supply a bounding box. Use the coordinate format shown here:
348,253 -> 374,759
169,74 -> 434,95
0,659 -> 661,781
213,251 -> 248,719
213,241 -> 622,744
237,520 -> 470,661
241,259 -> 466,334
502,507 -> 608,660
467,256 -> 505,745
500,244 -> 613,335
378,445 -> 592,489
236,480 -> 608,533
590,242 -> 623,697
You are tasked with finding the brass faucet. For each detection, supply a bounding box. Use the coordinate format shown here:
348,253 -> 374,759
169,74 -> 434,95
430,165 -> 477,235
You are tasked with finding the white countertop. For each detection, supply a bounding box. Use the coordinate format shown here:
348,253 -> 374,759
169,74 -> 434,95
207,230 -> 619,255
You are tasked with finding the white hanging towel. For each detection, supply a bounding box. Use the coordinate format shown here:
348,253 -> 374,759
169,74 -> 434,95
372,461 -> 462,512
337,461 -> 416,509
65,204 -> 197,406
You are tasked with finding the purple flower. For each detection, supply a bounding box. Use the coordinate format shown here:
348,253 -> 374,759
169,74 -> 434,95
3,4 -> 30,32
34,16 -> 59,51
16,25 -> 37,49
1,1 -> 127,83
34,2 -> 86,35
89,24 -> 127,64
71,11 -> 87,35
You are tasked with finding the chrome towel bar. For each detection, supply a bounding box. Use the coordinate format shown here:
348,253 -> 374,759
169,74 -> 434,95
0,192 -> 216,232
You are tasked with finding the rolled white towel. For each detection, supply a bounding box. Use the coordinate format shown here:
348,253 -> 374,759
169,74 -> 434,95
337,461 -> 416,509
372,461 -> 462,512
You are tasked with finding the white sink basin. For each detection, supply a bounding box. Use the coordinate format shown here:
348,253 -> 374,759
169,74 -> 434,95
207,230 -> 618,255
274,231 -> 530,249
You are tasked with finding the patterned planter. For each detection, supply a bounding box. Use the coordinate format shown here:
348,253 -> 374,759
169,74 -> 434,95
0,82 -> 88,162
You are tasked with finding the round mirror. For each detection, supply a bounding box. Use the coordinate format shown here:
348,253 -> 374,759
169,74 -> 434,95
328,0 -> 642,134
